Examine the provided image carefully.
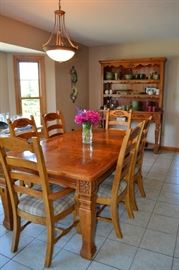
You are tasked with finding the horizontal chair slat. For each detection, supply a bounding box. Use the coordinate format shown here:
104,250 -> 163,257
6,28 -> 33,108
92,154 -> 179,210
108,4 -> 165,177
10,171 -> 40,185
7,157 -> 37,171
14,185 -> 43,198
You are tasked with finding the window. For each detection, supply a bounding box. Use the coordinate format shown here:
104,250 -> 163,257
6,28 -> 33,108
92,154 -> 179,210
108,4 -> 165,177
14,55 -> 46,127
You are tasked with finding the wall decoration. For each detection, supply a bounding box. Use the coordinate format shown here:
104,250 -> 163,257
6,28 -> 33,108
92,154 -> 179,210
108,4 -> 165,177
70,66 -> 78,103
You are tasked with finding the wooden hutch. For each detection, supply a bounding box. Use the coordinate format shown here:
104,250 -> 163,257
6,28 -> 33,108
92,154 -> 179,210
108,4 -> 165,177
99,57 -> 167,153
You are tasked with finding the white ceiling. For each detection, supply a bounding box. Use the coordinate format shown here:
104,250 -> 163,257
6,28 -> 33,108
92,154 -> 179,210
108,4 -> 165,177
0,0 -> 179,51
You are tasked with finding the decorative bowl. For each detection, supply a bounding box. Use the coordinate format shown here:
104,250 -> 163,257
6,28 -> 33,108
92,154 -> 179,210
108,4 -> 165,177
124,74 -> 133,80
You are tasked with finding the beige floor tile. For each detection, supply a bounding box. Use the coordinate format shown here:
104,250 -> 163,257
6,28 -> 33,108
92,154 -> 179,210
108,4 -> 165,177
64,233 -> 105,255
161,183 -> 179,194
140,229 -> 176,256
0,254 -> 10,268
44,249 -> 91,270
1,260 -> 30,270
108,223 -> 145,247
147,213 -> 179,235
173,258 -> 179,270
87,261 -> 116,270
154,201 -> 179,218
121,210 -> 151,228
135,197 -> 156,213
158,191 -> 179,205
130,248 -> 172,270
95,239 -> 137,270
174,237 -> 179,258
0,231 -> 34,259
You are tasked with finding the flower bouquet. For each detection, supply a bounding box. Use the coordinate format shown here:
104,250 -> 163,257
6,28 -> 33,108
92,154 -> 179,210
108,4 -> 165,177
74,109 -> 101,144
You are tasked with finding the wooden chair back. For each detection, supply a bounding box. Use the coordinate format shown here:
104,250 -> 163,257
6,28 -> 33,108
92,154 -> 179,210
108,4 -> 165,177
7,115 -> 38,140
112,121 -> 144,200
0,136 -> 76,267
42,111 -> 65,139
136,116 -> 152,169
0,136 -> 52,219
134,116 -> 152,198
105,109 -> 132,130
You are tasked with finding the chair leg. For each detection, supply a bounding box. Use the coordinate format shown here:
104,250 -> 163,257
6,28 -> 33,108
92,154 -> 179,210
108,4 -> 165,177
136,171 -> 146,197
45,225 -> 54,268
130,183 -> 138,211
111,205 -> 123,238
11,215 -> 21,252
125,193 -> 134,219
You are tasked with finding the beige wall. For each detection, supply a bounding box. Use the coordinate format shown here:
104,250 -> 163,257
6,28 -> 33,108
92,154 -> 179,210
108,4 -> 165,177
0,15 -> 49,51
55,45 -> 89,131
89,38 -> 179,148
0,52 -> 9,112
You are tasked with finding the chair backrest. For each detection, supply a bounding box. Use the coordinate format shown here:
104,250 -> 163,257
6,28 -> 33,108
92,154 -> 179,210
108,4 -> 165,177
135,116 -> 152,171
105,109 -> 132,130
111,121 -> 144,198
0,136 -> 52,218
42,111 -> 65,139
7,115 -> 38,140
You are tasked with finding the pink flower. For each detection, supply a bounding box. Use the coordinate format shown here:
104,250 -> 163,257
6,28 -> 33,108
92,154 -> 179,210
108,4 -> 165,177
74,109 -> 100,126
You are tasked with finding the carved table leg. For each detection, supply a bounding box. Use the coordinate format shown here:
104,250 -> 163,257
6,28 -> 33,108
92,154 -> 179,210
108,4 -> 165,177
0,186 -> 13,230
154,115 -> 161,154
77,180 -> 97,259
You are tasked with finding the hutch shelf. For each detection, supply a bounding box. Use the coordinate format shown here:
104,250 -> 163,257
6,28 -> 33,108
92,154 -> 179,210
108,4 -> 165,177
99,57 -> 167,153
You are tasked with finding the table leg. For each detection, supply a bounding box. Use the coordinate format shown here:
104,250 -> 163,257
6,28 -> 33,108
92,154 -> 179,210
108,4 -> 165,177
0,185 -> 13,230
77,180 -> 97,259
153,112 -> 162,154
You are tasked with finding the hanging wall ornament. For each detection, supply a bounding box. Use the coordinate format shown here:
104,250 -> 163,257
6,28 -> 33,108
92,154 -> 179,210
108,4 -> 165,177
70,66 -> 78,103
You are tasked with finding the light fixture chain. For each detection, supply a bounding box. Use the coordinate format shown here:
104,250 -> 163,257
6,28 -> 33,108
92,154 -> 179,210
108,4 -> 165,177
58,0 -> 61,11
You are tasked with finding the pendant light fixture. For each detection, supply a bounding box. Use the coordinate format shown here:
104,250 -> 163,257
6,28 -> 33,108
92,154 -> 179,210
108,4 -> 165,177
43,0 -> 78,62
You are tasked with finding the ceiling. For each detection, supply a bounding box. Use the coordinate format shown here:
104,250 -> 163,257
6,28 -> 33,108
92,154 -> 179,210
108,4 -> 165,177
0,0 -> 179,51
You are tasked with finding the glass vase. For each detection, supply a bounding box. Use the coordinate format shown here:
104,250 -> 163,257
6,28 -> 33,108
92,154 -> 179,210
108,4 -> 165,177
82,123 -> 92,144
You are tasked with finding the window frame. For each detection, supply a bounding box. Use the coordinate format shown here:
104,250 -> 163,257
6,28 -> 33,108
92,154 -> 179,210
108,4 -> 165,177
13,55 -> 46,123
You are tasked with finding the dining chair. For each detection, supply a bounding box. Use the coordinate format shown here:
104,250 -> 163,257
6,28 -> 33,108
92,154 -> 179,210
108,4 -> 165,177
7,115 -> 39,140
96,121 -> 144,238
105,109 -> 132,130
42,111 -> 65,139
0,136 -> 78,267
133,116 -> 152,206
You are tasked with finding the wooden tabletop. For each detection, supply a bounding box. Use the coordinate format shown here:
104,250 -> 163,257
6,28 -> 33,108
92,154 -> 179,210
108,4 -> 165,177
41,128 -> 125,182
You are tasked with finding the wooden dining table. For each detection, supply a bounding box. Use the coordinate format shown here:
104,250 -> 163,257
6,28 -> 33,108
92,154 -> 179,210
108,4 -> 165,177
1,128 -> 125,259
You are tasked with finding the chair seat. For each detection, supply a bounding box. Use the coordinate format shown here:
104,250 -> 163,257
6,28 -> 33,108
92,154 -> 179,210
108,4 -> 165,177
18,184 -> 74,217
97,175 -> 127,198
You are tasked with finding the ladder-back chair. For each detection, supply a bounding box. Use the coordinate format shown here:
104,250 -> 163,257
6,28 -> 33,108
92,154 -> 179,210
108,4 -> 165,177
42,111 -> 65,139
134,116 -> 152,204
96,121 -> 144,238
105,109 -> 132,130
0,136 -> 78,267
7,115 -> 38,140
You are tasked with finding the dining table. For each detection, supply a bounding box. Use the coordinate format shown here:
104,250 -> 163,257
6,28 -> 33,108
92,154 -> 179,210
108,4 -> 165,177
0,128 -> 125,259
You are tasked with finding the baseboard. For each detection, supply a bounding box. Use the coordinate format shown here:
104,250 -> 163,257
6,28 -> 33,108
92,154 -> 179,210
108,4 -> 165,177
160,146 -> 179,152
145,142 -> 179,153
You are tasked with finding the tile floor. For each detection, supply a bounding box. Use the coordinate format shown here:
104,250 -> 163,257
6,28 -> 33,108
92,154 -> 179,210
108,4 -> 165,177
1,151 -> 179,269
